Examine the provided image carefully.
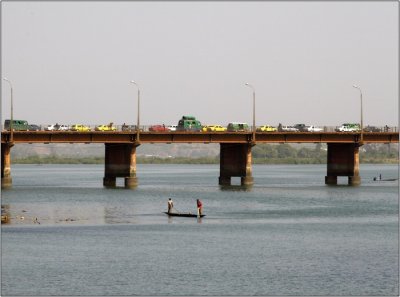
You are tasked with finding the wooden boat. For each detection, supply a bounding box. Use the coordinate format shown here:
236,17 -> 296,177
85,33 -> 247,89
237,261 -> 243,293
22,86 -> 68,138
164,212 -> 205,218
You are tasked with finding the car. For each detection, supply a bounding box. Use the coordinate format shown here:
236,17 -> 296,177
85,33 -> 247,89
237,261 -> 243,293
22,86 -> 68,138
363,125 -> 381,132
149,125 -> 168,132
122,124 -> 137,132
294,124 -> 308,132
335,123 -> 360,132
278,124 -> 299,132
257,125 -> 277,132
70,124 -> 91,132
202,125 -> 227,132
44,124 -> 56,131
305,125 -> 323,132
167,125 -> 177,132
28,124 -> 41,131
54,124 -> 70,131
227,122 -> 249,132
95,124 -> 116,132
59,125 -> 70,131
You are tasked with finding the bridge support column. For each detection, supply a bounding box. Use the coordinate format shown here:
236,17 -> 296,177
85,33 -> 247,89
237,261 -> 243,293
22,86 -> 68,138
325,143 -> 361,186
1,143 -> 13,189
103,143 -> 139,189
219,143 -> 254,186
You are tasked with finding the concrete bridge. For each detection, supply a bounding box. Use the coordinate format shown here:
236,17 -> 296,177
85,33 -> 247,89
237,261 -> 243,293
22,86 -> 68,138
1,130 -> 398,188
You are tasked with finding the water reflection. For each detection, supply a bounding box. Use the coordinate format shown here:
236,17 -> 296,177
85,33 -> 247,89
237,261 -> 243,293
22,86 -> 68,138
219,185 -> 253,192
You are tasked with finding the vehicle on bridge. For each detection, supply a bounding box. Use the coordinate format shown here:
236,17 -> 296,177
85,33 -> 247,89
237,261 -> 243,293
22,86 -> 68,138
202,125 -> 227,132
95,124 -> 116,132
293,124 -> 323,132
45,124 -> 56,131
305,125 -> 323,132
167,125 -> 177,132
335,123 -> 360,132
278,124 -> 299,132
294,124 -> 308,131
55,124 -> 69,131
71,124 -> 91,132
4,119 -> 29,131
227,122 -> 249,132
149,125 -> 168,132
363,125 -> 381,132
257,125 -> 277,132
28,124 -> 41,131
121,124 -> 136,131
177,116 -> 202,132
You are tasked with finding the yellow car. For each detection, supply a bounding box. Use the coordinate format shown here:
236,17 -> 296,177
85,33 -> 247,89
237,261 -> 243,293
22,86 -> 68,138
95,124 -> 116,132
70,124 -> 91,132
202,125 -> 227,132
257,125 -> 277,132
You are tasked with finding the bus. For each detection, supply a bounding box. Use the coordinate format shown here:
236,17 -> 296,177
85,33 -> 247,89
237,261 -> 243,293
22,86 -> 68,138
176,116 -> 202,132
4,119 -> 29,131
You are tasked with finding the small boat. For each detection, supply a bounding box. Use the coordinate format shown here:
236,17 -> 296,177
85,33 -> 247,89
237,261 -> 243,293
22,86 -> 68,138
164,212 -> 205,218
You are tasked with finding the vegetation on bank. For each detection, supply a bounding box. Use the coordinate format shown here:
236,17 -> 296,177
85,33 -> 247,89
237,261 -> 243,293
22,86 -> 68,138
11,144 -> 398,165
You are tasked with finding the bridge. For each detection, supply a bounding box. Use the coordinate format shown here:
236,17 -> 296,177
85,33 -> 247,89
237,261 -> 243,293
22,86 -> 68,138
1,130 -> 398,188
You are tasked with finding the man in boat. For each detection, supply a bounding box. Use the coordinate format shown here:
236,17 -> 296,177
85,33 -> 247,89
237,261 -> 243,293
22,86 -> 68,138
167,198 -> 174,213
196,199 -> 203,216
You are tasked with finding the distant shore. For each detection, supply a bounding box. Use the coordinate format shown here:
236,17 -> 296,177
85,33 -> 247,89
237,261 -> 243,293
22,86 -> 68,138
11,155 -> 399,165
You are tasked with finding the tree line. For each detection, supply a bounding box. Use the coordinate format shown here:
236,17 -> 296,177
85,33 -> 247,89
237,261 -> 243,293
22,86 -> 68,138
11,144 -> 398,164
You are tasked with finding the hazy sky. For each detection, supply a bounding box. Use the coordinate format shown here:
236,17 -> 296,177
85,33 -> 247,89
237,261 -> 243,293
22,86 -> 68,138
1,1 -> 398,127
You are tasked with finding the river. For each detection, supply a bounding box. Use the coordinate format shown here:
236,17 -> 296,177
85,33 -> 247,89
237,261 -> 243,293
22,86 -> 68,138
1,164 -> 398,295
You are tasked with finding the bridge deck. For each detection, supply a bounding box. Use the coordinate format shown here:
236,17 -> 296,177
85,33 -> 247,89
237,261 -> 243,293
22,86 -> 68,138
1,131 -> 398,144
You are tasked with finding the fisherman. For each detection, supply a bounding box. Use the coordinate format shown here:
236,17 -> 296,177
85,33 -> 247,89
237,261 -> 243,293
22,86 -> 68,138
196,199 -> 203,216
167,198 -> 174,213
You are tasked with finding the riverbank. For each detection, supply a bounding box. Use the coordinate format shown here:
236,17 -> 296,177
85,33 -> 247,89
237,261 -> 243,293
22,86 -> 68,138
11,155 -> 399,165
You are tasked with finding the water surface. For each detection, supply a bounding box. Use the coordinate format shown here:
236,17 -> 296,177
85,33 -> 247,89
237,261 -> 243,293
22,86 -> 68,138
1,164 -> 398,295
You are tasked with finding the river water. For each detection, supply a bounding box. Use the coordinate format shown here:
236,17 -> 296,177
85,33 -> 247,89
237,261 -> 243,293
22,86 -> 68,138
1,164 -> 398,296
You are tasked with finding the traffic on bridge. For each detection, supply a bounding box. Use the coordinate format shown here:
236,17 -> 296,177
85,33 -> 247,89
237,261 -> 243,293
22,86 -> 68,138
1,116 -> 398,189
2,115 -> 398,133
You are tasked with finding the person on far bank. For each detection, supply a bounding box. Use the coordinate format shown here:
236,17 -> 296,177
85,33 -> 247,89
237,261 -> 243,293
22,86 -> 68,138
196,199 -> 203,216
167,198 -> 174,213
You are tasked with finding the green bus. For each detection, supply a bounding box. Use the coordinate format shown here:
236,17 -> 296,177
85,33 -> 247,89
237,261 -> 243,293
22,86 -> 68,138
177,115 -> 202,131
4,119 -> 29,131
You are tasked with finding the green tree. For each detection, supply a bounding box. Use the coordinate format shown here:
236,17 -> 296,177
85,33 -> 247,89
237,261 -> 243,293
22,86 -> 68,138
276,144 -> 296,158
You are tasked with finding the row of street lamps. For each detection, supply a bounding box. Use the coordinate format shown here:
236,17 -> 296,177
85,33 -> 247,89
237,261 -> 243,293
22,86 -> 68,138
2,77 -> 364,145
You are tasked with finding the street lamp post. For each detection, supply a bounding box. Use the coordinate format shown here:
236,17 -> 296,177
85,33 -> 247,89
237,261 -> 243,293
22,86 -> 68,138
352,85 -> 363,143
3,77 -> 14,143
245,83 -> 256,143
130,81 -> 140,143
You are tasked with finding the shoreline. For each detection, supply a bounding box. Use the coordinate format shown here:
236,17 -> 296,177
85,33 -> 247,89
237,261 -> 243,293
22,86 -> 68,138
11,156 -> 399,165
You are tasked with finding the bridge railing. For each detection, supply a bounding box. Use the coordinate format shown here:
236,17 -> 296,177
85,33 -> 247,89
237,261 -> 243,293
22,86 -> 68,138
3,125 -> 398,133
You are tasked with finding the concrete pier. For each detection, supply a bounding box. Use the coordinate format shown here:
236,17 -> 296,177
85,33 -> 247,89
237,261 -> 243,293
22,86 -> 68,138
103,143 -> 139,188
325,143 -> 361,186
219,143 -> 254,186
1,143 -> 13,189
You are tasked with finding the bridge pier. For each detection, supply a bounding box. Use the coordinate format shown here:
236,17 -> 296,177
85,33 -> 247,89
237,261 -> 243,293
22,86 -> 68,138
219,143 -> 254,186
103,143 -> 139,189
1,143 -> 13,189
325,143 -> 361,186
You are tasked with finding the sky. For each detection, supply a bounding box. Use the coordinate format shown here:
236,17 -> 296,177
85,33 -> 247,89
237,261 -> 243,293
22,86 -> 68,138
1,1 -> 398,127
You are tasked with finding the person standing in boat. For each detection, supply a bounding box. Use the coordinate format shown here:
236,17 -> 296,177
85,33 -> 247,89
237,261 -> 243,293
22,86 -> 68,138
167,198 -> 174,213
196,199 -> 203,216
